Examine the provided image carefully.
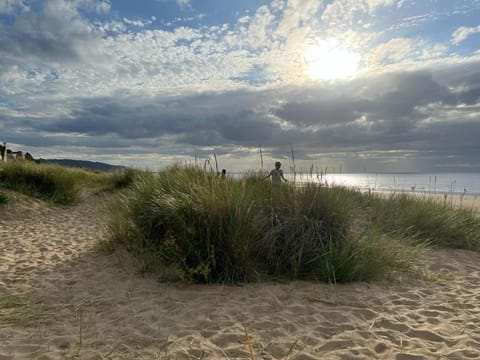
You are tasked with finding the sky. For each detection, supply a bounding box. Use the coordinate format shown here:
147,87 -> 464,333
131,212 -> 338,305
1,0 -> 480,173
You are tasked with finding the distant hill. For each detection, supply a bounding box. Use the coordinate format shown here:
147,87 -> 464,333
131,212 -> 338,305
38,159 -> 125,172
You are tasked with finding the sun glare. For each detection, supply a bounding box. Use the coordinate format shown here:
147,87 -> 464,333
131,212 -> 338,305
305,39 -> 361,80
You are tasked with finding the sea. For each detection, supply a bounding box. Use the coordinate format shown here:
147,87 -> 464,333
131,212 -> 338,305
232,172 -> 480,196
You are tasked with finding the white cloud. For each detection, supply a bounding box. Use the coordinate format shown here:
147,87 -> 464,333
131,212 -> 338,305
0,0 -> 479,172
366,0 -> 396,9
176,0 -> 190,10
123,17 -> 153,27
0,0 -> 28,14
245,5 -> 275,48
322,0 -> 398,25
451,24 -> 480,45
366,38 -> 413,66
271,0 -> 285,11
98,20 -> 126,33
276,0 -> 321,38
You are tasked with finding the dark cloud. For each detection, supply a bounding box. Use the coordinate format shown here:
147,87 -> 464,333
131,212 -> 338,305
458,87 -> 480,105
274,98 -> 365,127
2,62 -> 480,172
0,24 -> 80,63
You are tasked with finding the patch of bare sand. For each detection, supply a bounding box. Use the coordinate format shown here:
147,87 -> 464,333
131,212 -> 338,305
1,190 -> 480,359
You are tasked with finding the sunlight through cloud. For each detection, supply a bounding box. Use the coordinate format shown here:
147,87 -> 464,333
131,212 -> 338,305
305,39 -> 361,80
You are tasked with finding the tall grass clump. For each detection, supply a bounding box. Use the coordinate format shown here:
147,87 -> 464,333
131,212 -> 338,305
0,161 -> 137,205
105,166 -> 262,282
104,165 -> 422,283
0,161 -> 80,204
366,193 -> 480,251
253,183 -> 356,280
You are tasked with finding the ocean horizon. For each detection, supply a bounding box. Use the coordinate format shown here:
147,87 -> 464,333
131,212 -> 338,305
229,172 -> 480,196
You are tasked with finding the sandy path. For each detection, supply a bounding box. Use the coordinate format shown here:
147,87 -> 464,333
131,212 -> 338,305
1,190 -> 480,359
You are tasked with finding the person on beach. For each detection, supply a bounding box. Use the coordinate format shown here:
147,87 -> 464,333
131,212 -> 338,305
265,161 -> 288,185
221,169 -> 227,178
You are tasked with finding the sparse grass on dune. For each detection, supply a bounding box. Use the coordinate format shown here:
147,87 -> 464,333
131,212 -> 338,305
0,161 -> 78,204
0,161 -> 138,205
0,191 -> 8,205
0,289 -> 48,328
104,165 -> 426,283
365,193 -> 480,251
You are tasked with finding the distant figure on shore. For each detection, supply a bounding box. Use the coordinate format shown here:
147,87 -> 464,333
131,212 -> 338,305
265,161 -> 288,185
221,169 -> 227,178
0,142 -> 6,162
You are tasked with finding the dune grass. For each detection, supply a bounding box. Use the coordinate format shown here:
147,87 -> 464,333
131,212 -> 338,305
0,289 -> 47,328
0,191 -> 8,205
364,193 -> 480,251
0,161 -> 137,205
103,165 -> 433,283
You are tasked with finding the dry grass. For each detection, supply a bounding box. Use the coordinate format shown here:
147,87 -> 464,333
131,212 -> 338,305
0,289 -> 49,328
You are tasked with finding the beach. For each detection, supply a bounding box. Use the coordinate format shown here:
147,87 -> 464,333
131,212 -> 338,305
1,190 -> 480,359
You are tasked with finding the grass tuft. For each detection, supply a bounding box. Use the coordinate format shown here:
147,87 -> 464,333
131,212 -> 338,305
0,289 -> 47,328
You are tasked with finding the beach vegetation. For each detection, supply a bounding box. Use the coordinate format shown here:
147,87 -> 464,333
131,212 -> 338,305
0,161 -> 137,205
365,193 -> 480,251
103,165 -> 426,283
0,289 -> 47,327
0,191 -> 8,204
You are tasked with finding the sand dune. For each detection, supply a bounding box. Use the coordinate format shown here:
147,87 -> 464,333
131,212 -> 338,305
1,189 -> 480,359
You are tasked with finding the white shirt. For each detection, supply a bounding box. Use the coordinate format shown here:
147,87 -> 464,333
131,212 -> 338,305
269,169 -> 283,184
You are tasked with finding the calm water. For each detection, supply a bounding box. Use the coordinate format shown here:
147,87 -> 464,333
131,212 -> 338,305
232,172 -> 480,196
294,173 -> 480,195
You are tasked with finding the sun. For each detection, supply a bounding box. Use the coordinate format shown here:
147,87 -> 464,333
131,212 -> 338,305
304,39 -> 361,80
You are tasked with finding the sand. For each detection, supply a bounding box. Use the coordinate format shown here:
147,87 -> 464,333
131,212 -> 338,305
1,189 -> 480,359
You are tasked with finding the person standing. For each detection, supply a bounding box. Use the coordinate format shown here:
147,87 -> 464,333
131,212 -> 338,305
265,161 -> 288,185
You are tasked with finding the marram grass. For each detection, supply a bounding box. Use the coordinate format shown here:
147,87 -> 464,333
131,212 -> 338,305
0,191 -> 8,205
365,193 -> 480,251
103,165 -> 435,283
0,161 -> 137,204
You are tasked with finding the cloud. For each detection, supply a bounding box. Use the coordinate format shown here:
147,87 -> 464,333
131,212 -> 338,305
366,0 -> 397,10
366,38 -> 413,66
0,0 -> 28,14
176,0 -> 190,10
1,0 -> 480,171
0,0 -> 108,69
123,17 -> 154,28
2,56 -> 478,170
451,24 -> 480,44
